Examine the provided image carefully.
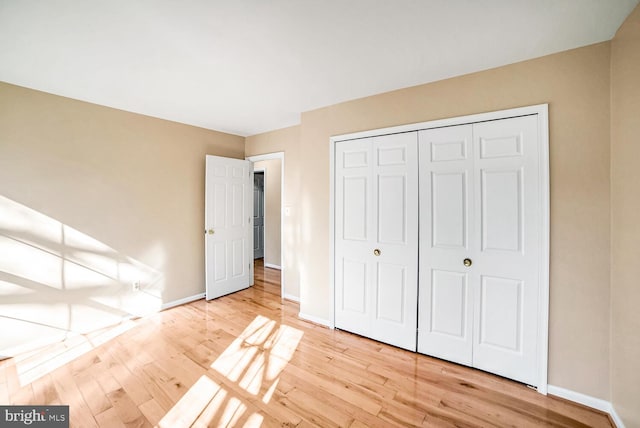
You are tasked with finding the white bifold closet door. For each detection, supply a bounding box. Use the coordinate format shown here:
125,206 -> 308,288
418,115 -> 541,386
334,132 -> 419,351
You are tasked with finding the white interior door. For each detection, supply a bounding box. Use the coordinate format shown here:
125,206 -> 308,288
417,124 -> 475,365
417,115 -> 541,386
334,138 -> 370,337
205,155 -> 253,300
253,172 -> 265,259
471,115 -> 540,386
335,132 -> 418,351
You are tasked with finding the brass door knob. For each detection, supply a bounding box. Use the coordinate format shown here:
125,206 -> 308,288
463,258 -> 472,267
207,229 -> 215,235
373,249 -> 381,256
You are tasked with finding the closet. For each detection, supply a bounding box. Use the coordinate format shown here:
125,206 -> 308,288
332,106 -> 548,389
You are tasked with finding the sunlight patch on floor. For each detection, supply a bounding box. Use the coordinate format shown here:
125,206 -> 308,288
158,315 -> 302,426
211,314 -> 303,396
158,375 -> 221,427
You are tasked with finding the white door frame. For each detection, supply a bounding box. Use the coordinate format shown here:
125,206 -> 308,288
329,104 -> 549,394
246,152 -> 286,299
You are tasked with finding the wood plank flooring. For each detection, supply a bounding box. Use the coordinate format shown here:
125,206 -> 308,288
1,260 -> 614,427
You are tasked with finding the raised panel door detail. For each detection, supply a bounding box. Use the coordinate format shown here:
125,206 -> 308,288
214,242 -> 226,281
377,147 -> 406,166
375,263 -> 405,323
231,183 -> 244,227
232,239 -> 244,277
213,166 -> 226,177
232,167 -> 244,178
343,150 -> 368,168
378,174 -> 406,244
431,140 -> 467,162
479,276 -> 522,352
481,169 -> 523,252
480,134 -> 522,159
430,270 -> 467,338
343,176 -> 367,241
342,259 -> 367,313
432,172 -> 467,249
213,183 -> 226,229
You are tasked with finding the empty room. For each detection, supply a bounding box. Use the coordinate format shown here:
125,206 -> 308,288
1,1 -> 639,427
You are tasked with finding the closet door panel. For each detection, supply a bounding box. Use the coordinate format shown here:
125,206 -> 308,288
418,125 -> 474,365
375,262 -> 406,323
335,140 -> 372,337
481,169 -> 523,252
369,133 -> 419,351
478,275 -> 523,351
430,269 -> 468,337
472,115 -> 540,386
432,171 -> 467,248
341,258 -> 368,313
342,176 -> 368,241
377,174 -> 406,244
335,132 -> 418,351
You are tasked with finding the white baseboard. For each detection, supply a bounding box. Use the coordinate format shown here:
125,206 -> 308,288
610,406 -> 625,428
264,263 -> 281,270
161,293 -> 205,310
548,385 -> 624,427
298,312 -> 331,328
547,385 -> 610,413
283,293 -> 300,302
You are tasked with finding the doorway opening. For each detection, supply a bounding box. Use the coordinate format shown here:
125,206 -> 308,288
253,171 -> 265,261
246,152 -> 285,299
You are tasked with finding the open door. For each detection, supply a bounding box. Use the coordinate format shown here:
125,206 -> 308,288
205,155 -> 253,300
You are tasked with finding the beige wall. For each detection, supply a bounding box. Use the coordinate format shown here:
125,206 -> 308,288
611,4 -> 640,427
253,159 -> 282,267
0,82 -> 244,355
294,42 -> 612,399
246,126 -> 300,299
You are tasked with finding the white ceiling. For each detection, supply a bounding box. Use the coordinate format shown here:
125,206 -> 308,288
0,1 -> 637,136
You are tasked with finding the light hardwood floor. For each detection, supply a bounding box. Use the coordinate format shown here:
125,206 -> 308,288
1,260 -> 614,427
